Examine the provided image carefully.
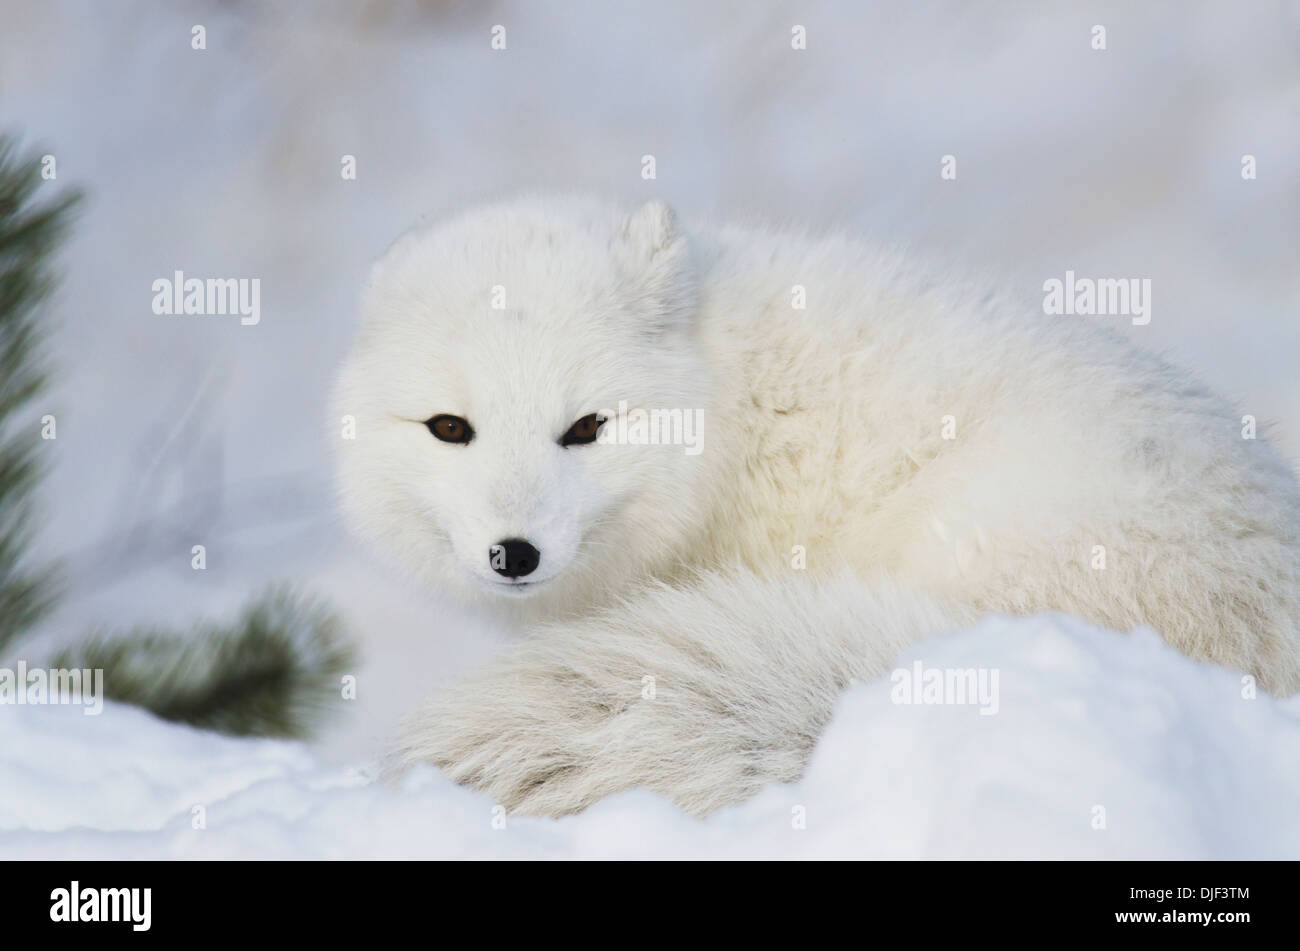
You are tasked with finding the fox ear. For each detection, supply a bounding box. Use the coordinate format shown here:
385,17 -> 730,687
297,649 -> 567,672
615,200 -> 695,334
620,199 -> 679,259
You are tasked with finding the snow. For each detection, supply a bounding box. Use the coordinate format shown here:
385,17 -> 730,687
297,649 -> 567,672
4,613 -> 1297,860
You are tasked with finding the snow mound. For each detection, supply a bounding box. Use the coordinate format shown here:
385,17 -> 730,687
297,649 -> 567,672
2,613 -> 1297,859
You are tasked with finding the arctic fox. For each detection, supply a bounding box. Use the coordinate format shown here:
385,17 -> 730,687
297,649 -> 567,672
334,196 -> 1300,817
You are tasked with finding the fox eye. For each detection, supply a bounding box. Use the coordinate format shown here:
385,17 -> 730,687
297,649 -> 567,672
560,413 -> 605,447
426,414 -> 474,444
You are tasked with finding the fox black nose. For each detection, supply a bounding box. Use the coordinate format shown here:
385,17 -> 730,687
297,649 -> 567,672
490,539 -> 540,579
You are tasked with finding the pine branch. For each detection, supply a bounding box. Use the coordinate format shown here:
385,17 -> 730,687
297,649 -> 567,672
0,136 -> 81,651
52,588 -> 357,738
1,136 -> 358,739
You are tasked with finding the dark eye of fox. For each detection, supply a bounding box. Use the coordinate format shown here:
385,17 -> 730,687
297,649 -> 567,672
426,414 -> 474,444
561,413 -> 605,447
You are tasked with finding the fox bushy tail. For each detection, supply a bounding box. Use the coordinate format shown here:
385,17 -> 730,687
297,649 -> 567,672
390,568 -> 975,816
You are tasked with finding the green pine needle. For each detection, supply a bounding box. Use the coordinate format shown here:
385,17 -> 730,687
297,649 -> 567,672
0,136 -> 80,652
2,135 -> 358,741
52,588 -> 357,738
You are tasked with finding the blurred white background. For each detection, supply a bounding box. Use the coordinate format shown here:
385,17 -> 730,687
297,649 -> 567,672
2,0 -> 1297,759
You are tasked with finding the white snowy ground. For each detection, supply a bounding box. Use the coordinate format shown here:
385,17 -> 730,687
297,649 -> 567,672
3,613 -> 1298,860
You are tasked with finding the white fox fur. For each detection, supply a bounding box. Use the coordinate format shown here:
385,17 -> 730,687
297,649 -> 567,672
335,195 -> 1300,816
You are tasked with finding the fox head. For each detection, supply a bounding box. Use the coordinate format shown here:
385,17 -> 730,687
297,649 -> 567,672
334,196 -> 711,617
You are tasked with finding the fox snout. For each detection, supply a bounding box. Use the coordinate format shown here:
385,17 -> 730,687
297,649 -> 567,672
489,538 -> 541,578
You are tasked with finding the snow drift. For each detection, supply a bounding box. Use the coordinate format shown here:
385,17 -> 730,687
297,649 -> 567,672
3,612 -> 1297,860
